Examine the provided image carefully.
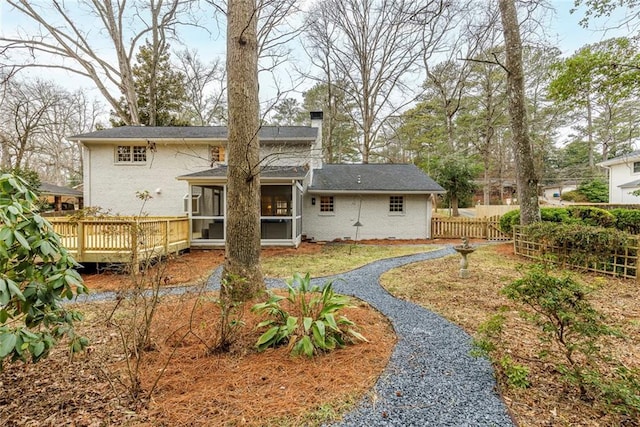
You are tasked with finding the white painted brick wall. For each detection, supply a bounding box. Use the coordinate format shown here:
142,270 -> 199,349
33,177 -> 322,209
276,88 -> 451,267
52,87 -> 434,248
84,143 -> 210,216
301,194 -> 432,241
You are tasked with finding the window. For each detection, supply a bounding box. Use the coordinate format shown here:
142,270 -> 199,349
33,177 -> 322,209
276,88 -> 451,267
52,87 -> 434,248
389,196 -> 404,213
183,194 -> 201,214
116,145 -> 146,163
261,185 -> 292,216
634,162 -> 640,173
320,196 -> 334,212
210,146 -> 226,163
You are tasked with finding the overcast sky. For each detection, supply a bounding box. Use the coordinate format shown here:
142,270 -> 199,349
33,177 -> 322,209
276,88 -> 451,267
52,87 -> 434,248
0,1 -> 635,114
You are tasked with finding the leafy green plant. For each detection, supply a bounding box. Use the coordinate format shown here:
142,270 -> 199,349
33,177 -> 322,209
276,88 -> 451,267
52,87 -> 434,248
471,313 -> 506,358
577,179 -> 609,203
0,173 -> 88,369
567,206 -> 615,228
251,273 -> 367,357
502,265 -> 619,396
611,208 -> 640,234
214,274 -> 246,352
499,355 -> 531,389
561,190 -> 588,202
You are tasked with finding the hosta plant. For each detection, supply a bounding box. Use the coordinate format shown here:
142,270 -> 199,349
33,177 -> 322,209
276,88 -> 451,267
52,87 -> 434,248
251,272 -> 367,357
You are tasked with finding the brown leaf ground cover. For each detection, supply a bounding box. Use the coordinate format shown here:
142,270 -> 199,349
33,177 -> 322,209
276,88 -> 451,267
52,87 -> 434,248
381,243 -> 640,427
0,243 -> 395,427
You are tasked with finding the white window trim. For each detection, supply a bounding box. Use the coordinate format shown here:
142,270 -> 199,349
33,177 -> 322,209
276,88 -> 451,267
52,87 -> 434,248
389,195 -> 405,215
184,194 -> 201,214
115,145 -> 147,164
319,195 -> 335,216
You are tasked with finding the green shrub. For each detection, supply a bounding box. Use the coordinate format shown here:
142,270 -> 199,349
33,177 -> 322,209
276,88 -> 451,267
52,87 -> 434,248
500,207 -> 574,234
561,190 -> 588,202
567,206 -> 615,228
499,210 -> 520,234
577,179 -> 609,203
503,264 -> 640,417
502,265 -> 618,394
0,174 -> 88,369
251,273 -> 367,357
500,355 -> 531,389
541,207 -> 573,223
471,313 -> 506,358
611,208 -> 640,234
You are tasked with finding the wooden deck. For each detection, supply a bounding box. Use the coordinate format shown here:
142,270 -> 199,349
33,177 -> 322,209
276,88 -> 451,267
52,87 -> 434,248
48,216 -> 190,264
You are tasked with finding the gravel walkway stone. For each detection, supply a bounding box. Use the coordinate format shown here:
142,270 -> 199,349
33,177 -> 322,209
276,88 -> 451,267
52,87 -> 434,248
207,245 -> 515,426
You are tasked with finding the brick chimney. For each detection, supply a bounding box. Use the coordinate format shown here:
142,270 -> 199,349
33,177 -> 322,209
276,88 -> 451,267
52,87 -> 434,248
309,111 -> 323,170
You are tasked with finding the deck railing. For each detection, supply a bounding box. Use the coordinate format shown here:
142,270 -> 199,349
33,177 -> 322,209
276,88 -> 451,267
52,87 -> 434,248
431,215 -> 510,240
47,216 -> 190,264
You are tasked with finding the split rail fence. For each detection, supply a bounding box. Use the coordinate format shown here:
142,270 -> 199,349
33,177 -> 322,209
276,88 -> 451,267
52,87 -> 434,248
430,215 -> 510,240
513,225 -> 639,282
48,216 -> 190,264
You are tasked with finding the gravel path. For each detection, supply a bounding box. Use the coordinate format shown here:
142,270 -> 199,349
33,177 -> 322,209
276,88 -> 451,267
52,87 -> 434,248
207,246 -> 515,427
79,245 -> 515,426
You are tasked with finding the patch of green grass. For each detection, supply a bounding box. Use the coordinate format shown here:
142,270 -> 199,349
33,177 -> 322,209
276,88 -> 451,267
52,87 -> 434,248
264,394 -> 361,426
261,244 -> 440,278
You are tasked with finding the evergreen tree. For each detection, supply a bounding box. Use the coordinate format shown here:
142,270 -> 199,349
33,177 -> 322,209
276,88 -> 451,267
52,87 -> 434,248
111,42 -> 188,127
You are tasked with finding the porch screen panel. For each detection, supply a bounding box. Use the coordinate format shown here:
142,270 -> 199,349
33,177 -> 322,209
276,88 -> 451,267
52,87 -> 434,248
261,185 -> 293,240
191,185 -> 224,240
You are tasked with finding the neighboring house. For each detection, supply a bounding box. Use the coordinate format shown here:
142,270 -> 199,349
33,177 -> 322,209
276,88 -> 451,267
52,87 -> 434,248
68,113 -> 445,247
542,182 -> 577,200
597,150 -> 640,204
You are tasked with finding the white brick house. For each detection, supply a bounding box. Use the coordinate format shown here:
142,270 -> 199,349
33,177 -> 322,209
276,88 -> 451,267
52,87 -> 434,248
597,150 -> 640,204
68,114 -> 445,247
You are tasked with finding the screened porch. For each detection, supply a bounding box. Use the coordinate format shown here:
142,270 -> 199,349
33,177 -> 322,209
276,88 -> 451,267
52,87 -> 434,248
187,182 -> 304,247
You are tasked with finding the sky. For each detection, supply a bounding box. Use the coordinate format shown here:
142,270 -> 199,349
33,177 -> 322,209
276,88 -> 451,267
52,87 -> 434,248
0,1 -> 636,113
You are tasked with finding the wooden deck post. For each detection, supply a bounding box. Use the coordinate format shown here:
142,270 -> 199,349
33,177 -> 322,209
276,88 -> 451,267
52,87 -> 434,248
77,221 -> 85,262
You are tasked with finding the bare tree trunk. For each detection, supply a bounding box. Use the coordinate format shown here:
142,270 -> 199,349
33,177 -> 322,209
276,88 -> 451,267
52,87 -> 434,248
223,0 -> 265,302
498,0 -> 540,225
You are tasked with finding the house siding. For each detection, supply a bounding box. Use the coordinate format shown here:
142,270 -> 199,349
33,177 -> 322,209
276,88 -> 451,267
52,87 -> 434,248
302,194 -> 432,241
609,162 -> 640,204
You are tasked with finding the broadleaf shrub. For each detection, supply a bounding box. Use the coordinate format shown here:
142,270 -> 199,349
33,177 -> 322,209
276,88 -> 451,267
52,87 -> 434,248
611,208 -> 640,234
251,272 -> 367,357
503,265 -> 639,417
0,173 -> 88,369
501,206 -> 632,234
566,206 -> 615,228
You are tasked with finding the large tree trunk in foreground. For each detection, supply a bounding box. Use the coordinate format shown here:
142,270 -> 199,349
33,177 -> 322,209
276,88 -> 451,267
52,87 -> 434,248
223,0 -> 265,301
498,0 -> 540,225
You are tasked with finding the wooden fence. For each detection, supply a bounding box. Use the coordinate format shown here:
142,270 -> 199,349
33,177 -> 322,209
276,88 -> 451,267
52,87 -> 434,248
48,216 -> 190,264
513,226 -> 639,281
430,215 -> 511,240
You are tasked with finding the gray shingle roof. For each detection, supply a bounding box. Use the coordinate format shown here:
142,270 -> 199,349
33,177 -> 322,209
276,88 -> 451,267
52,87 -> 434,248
308,164 -> 445,193
177,165 -> 309,180
597,150 -> 640,167
68,126 -> 317,141
39,183 -> 83,197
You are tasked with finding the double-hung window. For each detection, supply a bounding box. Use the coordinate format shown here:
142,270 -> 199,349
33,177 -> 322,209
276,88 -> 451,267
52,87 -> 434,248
634,161 -> 640,174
